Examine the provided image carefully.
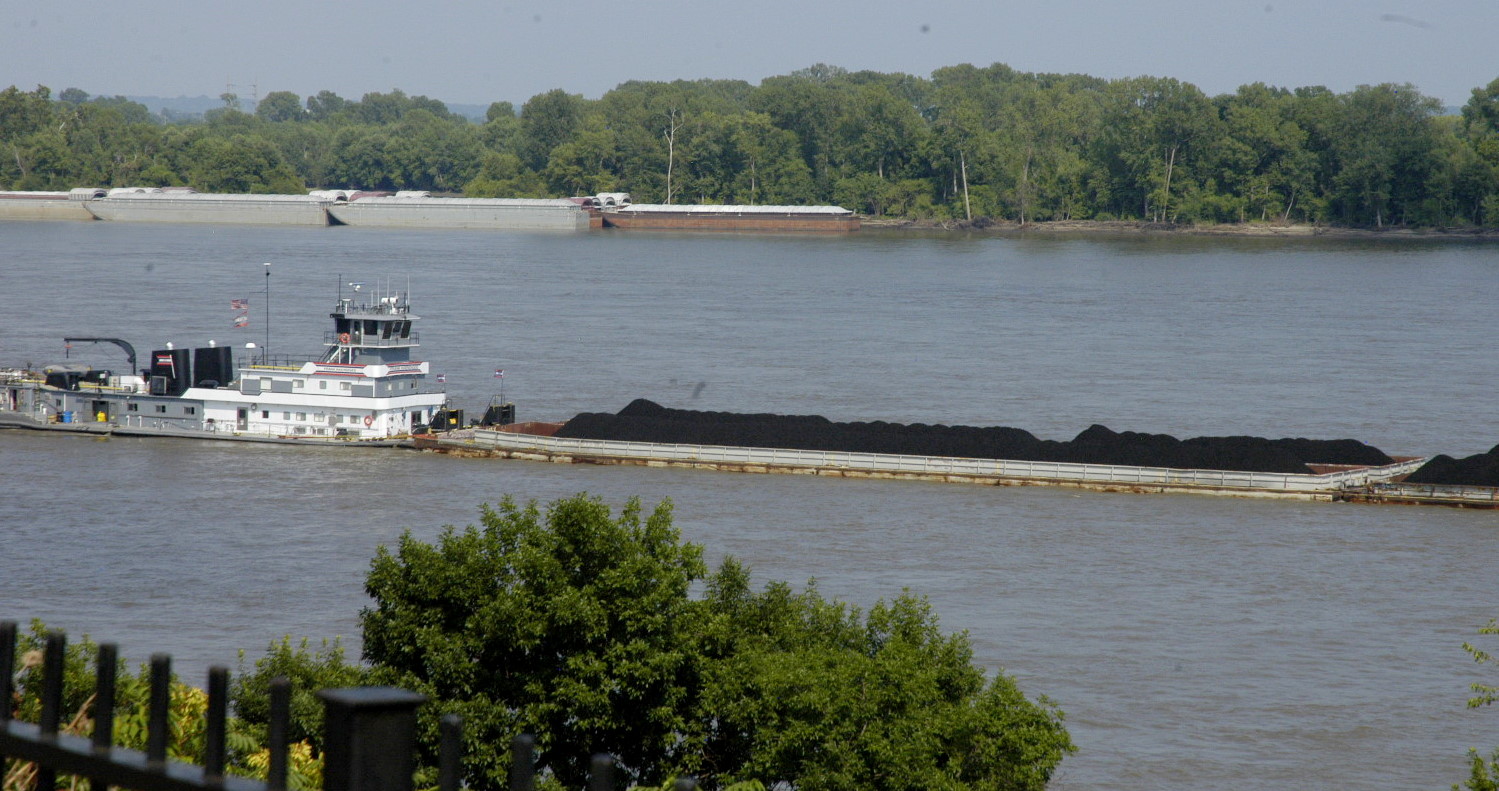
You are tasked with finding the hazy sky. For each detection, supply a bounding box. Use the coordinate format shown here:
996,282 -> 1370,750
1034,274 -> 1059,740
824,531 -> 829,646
4,1 -> 1495,109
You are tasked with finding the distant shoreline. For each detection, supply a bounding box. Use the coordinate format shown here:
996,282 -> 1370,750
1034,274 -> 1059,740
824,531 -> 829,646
859,217 -> 1499,239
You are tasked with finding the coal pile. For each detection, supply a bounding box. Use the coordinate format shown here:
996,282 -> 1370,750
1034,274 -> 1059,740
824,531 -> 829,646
1404,444 -> 1499,486
555,399 -> 1394,474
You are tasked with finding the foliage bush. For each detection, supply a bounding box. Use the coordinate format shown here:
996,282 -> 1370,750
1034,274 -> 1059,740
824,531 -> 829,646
361,493 -> 1074,791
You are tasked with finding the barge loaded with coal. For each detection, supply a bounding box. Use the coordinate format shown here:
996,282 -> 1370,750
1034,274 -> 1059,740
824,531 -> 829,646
0,281 -> 448,444
414,399 -> 1451,504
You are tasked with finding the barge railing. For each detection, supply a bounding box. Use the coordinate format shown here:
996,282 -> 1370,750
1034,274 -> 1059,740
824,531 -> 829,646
1344,481 -> 1499,506
466,430 -> 1427,493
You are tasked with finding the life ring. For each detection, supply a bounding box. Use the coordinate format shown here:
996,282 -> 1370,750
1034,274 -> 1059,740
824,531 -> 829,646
364,414 -> 374,427
339,332 -> 351,344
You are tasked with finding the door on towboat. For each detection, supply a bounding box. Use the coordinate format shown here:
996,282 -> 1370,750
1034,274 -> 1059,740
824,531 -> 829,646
237,408 -> 248,431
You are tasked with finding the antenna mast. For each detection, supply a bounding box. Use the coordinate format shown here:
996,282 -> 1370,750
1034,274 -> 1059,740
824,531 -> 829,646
263,262 -> 271,363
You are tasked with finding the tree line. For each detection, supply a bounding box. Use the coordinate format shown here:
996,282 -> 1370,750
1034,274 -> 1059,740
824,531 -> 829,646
5,63 -> 1499,228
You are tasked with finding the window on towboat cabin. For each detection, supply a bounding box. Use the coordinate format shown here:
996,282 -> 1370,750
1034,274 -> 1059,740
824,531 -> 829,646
340,382 -> 351,391
319,381 -> 327,390
261,410 -> 269,419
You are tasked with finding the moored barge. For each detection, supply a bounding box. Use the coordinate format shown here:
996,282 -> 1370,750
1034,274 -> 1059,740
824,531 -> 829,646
601,203 -> 859,232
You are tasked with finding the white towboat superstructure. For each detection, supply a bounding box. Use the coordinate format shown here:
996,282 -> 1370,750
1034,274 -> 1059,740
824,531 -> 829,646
1,284 -> 448,445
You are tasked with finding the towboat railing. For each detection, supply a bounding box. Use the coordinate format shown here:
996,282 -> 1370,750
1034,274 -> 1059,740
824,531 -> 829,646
321,331 -> 419,348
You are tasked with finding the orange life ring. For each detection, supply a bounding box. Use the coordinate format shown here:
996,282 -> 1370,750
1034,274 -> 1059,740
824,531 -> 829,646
364,414 -> 374,427
339,332 -> 351,344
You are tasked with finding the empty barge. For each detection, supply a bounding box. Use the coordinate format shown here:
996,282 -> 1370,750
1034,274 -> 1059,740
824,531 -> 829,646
326,194 -> 593,230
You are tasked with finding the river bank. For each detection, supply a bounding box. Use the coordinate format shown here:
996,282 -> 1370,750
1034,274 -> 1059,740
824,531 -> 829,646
861,216 -> 1499,239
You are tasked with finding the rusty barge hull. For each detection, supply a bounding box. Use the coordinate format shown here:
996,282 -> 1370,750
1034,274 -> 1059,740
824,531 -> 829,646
1335,482 -> 1499,509
601,204 -> 859,232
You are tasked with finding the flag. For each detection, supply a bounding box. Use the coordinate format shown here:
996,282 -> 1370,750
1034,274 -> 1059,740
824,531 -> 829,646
230,298 -> 248,310
233,315 -> 249,328
436,374 -> 446,383
494,369 -> 505,378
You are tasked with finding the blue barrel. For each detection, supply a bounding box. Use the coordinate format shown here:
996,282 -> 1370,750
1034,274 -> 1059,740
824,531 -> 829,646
60,411 -> 73,423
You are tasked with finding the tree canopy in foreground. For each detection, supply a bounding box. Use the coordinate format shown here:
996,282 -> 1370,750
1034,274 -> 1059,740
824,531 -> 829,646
361,493 -> 1074,791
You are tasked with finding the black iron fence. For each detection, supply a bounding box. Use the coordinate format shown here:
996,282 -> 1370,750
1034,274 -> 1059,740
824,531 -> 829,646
1,622 -> 695,791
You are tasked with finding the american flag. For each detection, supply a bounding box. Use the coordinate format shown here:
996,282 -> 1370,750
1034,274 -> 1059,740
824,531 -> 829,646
436,374 -> 446,383
230,298 -> 248,310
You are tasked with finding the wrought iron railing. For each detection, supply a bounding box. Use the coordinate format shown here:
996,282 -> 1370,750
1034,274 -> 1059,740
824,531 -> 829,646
2,622 -> 702,791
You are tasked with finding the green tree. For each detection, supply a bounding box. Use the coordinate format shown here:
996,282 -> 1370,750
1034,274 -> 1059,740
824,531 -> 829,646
187,134 -> 303,193
305,90 -> 348,122
749,73 -> 847,199
232,636 -> 369,751
1327,83 -> 1442,226
1456,619 -> 1499,790
464,151 -> 547,197
518,89 -> 585,172
542,117 -> 620,196
256,91 -> 306,123
363,494 -> 706,789
692,563 -> 1074,791
723,112 -> 814,204
1459,78 -> 1499,225
834,83 -> 928,181
361,493 -> 1073,791
1093,76 -> 1219,222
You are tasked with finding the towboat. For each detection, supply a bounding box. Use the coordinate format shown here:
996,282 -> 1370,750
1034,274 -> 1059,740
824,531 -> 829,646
0,283 -> 448,445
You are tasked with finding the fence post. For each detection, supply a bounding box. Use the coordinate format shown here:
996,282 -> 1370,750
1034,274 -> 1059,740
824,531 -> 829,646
317,687 -> 427,791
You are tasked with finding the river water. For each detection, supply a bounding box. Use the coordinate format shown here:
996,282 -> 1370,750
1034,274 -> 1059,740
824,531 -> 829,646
2,221 -> 1497,789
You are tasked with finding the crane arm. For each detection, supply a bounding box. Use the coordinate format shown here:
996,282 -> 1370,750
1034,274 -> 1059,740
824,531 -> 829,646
63,337 -> 138,374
